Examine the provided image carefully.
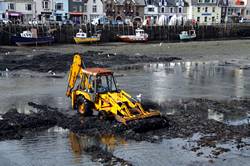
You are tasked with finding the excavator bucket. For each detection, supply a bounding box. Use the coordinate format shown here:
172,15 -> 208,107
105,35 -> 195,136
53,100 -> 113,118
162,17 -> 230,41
115,109 -> 168,132
115,110 -> 161,125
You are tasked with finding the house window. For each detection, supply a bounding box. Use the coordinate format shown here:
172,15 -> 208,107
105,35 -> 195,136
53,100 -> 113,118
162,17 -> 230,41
25,4 -> 32,11
8,3 -> 15,10
197,17 -> 200,22
247,10 -> 249,15
212,16 -> 215,22
205,7 -> 208,12
204,16 -> 207,22
170,7 -> 173,13
93,0 -> 96,3
92,5 -> 97,13
72,6 -> 77,12
212,7 -> 215,12
83,4 -> 87,12
55,3 -> 63,11
161,7 -> 164,13
42,1 -> 49,9
148,0 -> 152,5
205,0 -> 210,3
179,7 -> 182,13
198,0 -> 202,3
197,7 -> 200,12
148,7 -> 154,12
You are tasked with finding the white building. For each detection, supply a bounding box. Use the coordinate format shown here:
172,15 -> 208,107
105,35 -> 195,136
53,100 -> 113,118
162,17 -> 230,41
52,0 -> 69,21
0,0 -> 35,23
187,0 -> 222,25
35,0 -> 53,22
85,0 -> 104,22
144,0 -> 159,25
245,0 -> 250,19
158,0 -> 189,25
226,0 -> 247,21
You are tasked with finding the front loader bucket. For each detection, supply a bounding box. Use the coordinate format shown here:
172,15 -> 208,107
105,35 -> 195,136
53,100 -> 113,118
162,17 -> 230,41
126,116 -> 169,133
115,110 -> 161,125
115,110 -> 168,132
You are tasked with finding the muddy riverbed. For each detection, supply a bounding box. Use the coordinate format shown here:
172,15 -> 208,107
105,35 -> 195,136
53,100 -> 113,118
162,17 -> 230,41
1,41 -> 250,165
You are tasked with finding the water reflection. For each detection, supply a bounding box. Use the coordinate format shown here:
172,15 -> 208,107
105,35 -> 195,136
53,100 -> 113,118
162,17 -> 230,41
69,132 -> 127,157
117,61 -> 250,102
2,61 -> 250,113
208,108 -> 250,126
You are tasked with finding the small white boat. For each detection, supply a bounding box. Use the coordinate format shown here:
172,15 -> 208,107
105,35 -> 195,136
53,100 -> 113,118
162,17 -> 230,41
74,29 -> 101,44
118,28 -> 148,43
179,30 -> 196,40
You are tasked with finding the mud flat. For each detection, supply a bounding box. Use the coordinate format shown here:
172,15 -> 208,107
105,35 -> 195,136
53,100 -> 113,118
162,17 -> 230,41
2,39 -> 250,62
1,40 -> 250,165
1,99 -> 250,161
0,50 -> 180,73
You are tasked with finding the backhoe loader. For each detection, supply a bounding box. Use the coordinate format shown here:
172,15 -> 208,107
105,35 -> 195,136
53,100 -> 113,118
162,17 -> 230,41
66,53 -> 161,125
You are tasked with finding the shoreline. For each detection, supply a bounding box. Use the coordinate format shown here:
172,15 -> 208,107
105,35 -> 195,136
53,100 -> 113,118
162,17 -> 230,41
1,39 -> 250,62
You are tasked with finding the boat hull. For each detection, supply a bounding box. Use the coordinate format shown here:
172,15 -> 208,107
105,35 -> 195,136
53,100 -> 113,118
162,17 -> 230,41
74,37 -> 100,44
118,35 -> 148,43
11,36 -> 54,46
179,35 -> 196,40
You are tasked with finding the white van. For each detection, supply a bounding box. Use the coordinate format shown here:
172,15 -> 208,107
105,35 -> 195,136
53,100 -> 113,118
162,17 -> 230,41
91,17 -> 110,25
239,18 -> 250,23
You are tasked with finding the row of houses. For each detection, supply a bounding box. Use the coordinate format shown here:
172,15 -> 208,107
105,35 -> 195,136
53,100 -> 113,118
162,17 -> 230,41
0,0 -> 249,25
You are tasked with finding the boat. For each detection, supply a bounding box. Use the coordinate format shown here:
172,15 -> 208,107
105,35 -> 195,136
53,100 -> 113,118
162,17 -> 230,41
118,28 -> 148,43
73,29 -> 101,44
179,30 -> 196,40
11,29 -> 54,46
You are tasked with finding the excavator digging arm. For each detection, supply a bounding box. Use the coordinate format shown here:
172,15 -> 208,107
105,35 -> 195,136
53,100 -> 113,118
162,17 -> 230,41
66,54 -> 85,97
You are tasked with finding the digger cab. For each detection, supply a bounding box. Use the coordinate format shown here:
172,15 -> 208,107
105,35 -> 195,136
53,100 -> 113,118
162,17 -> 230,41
80,68 -> 118,95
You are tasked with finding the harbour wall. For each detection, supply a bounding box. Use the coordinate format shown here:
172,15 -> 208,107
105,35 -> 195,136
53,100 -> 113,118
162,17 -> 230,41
0,24 -> 250,45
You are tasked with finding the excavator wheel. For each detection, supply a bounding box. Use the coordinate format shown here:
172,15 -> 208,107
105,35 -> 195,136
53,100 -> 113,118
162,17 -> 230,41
76,96 -> 93,116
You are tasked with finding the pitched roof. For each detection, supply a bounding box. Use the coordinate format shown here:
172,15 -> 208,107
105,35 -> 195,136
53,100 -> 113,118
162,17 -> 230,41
115,0 -> 145,5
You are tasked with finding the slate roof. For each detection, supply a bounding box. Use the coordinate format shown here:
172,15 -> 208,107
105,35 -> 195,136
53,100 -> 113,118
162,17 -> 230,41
191,0 -> 219,6
115,0 -> 146,5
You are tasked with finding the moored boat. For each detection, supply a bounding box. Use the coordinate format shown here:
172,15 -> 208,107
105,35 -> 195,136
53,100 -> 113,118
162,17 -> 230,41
73,29 -> 101,44
179,30 -> 196,40
11,29 -> 54,46
118,28 -> 148,43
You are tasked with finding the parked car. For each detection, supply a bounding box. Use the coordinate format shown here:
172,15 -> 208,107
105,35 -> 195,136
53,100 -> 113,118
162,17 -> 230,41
111,20 -> 124,25
28,20 -> 43,25
91,17 -> 110,25
0,19 -> 12,25
239,17 -> 250,23
62,20 -> 74,25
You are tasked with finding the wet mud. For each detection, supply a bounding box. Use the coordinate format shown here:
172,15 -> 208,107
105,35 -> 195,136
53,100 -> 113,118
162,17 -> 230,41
0,51 -> 181,73
1,99 -> 250,160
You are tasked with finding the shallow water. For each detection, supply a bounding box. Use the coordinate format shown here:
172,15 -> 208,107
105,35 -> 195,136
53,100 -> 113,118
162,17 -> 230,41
1,61 -> 250,165
0,127 -> 100,166
1,61 -> 250,113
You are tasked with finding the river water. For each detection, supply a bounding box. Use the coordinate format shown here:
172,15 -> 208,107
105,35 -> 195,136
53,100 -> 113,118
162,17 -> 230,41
1,61 -> 250,165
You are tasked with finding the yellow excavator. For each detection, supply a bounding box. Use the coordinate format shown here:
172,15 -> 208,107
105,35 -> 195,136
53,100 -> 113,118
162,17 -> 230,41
66,53 -> 161,125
